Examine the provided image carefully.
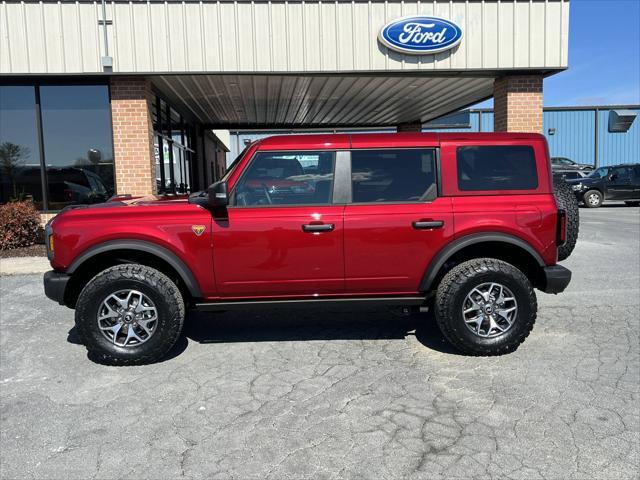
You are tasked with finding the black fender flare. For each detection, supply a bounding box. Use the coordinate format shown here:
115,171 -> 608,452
419,233 -> 546,291
67,240 -> 203,298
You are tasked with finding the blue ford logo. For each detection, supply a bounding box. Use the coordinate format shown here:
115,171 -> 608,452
378,16 -> 463,54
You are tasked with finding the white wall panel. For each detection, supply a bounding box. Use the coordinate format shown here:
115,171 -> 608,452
24,2 -> 46,72
513,0 -> 530,68
0,0 -> 570,75
466,1 -> 483,69
482,1 -> 498,68
529,1 -> 546,67
498,1 -> 514,68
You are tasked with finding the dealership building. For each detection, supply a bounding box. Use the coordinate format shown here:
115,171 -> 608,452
0,0 -> 635,214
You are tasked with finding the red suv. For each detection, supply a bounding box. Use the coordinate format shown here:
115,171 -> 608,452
44,133 -> 575,365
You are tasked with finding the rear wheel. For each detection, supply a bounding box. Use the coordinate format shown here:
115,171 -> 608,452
434,258 -> 537,356
74,264 -> 185,365
553,177 -> 579,261
583,189 -> 603,208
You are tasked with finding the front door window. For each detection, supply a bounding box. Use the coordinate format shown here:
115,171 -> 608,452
233,151 -> 335,206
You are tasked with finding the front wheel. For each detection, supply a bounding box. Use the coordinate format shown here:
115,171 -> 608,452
583,189 -> 603,208
434,258 -> 537,356
74,264 -> 185,365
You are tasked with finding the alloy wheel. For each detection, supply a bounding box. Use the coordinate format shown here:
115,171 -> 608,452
97,290 -> 158,347
462,282 -> 518,338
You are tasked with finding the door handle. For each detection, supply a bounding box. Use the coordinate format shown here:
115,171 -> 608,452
302,223 -> 335,232
412,220 -> 444,230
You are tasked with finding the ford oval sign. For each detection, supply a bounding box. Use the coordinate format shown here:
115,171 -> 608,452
378,16 -> 463,54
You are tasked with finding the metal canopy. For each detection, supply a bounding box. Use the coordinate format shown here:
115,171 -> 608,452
152,74 -> 496,128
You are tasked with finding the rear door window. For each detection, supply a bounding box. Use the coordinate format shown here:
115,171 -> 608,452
456,146 -> 538,191
350,149 -> 436,203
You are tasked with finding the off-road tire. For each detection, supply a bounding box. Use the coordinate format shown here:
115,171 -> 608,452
434,258 -> 537,356
582,189 -> 603,208
75,264 -> 185,366
553,177 -> 579,261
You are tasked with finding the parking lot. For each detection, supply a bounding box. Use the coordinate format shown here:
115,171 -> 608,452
1,205 -> 638,480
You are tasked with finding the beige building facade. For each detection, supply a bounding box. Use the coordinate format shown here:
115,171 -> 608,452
0,0 -> 570,205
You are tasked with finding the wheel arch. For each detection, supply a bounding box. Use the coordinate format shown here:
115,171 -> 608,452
64,240 -> 202,307
583,186 -> 604,196
420,233 -> 546,292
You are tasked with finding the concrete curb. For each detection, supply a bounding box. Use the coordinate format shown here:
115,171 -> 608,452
0,257 -> 50,276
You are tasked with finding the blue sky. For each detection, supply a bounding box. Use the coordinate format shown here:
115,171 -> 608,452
477,0 -> 640,108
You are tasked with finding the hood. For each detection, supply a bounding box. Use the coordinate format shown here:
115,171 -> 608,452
50,194 -> 193,225
564,176 -> 597,185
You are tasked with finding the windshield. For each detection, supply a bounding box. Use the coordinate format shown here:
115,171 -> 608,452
589,167 -> 609,178
221,146 -> 250,182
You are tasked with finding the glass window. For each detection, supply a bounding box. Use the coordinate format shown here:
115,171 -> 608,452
152,96 -> 194,195
351,149 -> 436,203
612,166 -> 633,180
234,151 -> 335,206
40,85 -> 114,210
0,86 -> 43,209
589,167 -> 610,178
457,146 -> 538,191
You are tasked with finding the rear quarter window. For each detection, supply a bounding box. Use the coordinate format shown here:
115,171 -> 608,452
456,146 -> 538,191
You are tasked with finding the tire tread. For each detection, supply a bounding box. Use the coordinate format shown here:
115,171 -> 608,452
435,258 -> 537,356
553,177 -> 580,260
74,264 -> 184,366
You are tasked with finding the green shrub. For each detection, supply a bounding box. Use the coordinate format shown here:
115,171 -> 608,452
0,201 -> 41,250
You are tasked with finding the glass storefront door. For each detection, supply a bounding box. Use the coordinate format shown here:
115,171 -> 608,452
152,98 -> 195,195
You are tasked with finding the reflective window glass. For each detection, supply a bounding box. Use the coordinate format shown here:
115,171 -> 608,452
456,146 -> 538,191
0,86 -> 43,208
40,85 -> 114,210
351,149 -> 436,203
234,151 -> 335,206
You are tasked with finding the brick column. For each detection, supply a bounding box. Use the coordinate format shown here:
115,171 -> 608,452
110,76 -> 156,196
493,75 -> 543,133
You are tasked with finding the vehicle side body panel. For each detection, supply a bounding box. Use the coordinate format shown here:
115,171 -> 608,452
343,198 -> 454,293
50,203 -> 217,297
211,206 -> 345,298
439,135 -> 558,266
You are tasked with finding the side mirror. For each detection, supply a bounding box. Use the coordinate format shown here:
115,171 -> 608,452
608,173 -> 618,181
208,180 -> 229,207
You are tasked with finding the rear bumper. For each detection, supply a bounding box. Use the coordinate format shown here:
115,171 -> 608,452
43,270 -> 70,305
540,265 -> 572,294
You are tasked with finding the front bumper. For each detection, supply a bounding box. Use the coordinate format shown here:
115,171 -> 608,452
43,270 -> 70,305
540,265 -> 572,294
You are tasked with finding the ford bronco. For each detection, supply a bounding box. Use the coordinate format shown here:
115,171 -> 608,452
43,133 -> 577,365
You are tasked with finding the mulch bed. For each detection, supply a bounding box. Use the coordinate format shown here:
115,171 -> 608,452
0,244 -> 47,259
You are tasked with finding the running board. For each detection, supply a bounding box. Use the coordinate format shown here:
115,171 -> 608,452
194,296 -> 425,311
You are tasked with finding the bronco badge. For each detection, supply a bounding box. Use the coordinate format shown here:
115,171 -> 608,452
191,225 -> 206,236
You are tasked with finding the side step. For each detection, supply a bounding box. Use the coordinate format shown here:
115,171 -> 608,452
194,296 -> 425,312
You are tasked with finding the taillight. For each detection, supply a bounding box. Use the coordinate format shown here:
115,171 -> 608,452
556,209 -> 567,246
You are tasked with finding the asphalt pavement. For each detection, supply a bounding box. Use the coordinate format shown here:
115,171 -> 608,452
1,205 -> 639,479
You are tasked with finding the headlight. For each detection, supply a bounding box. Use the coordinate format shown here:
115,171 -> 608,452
571,183 -> 583,191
